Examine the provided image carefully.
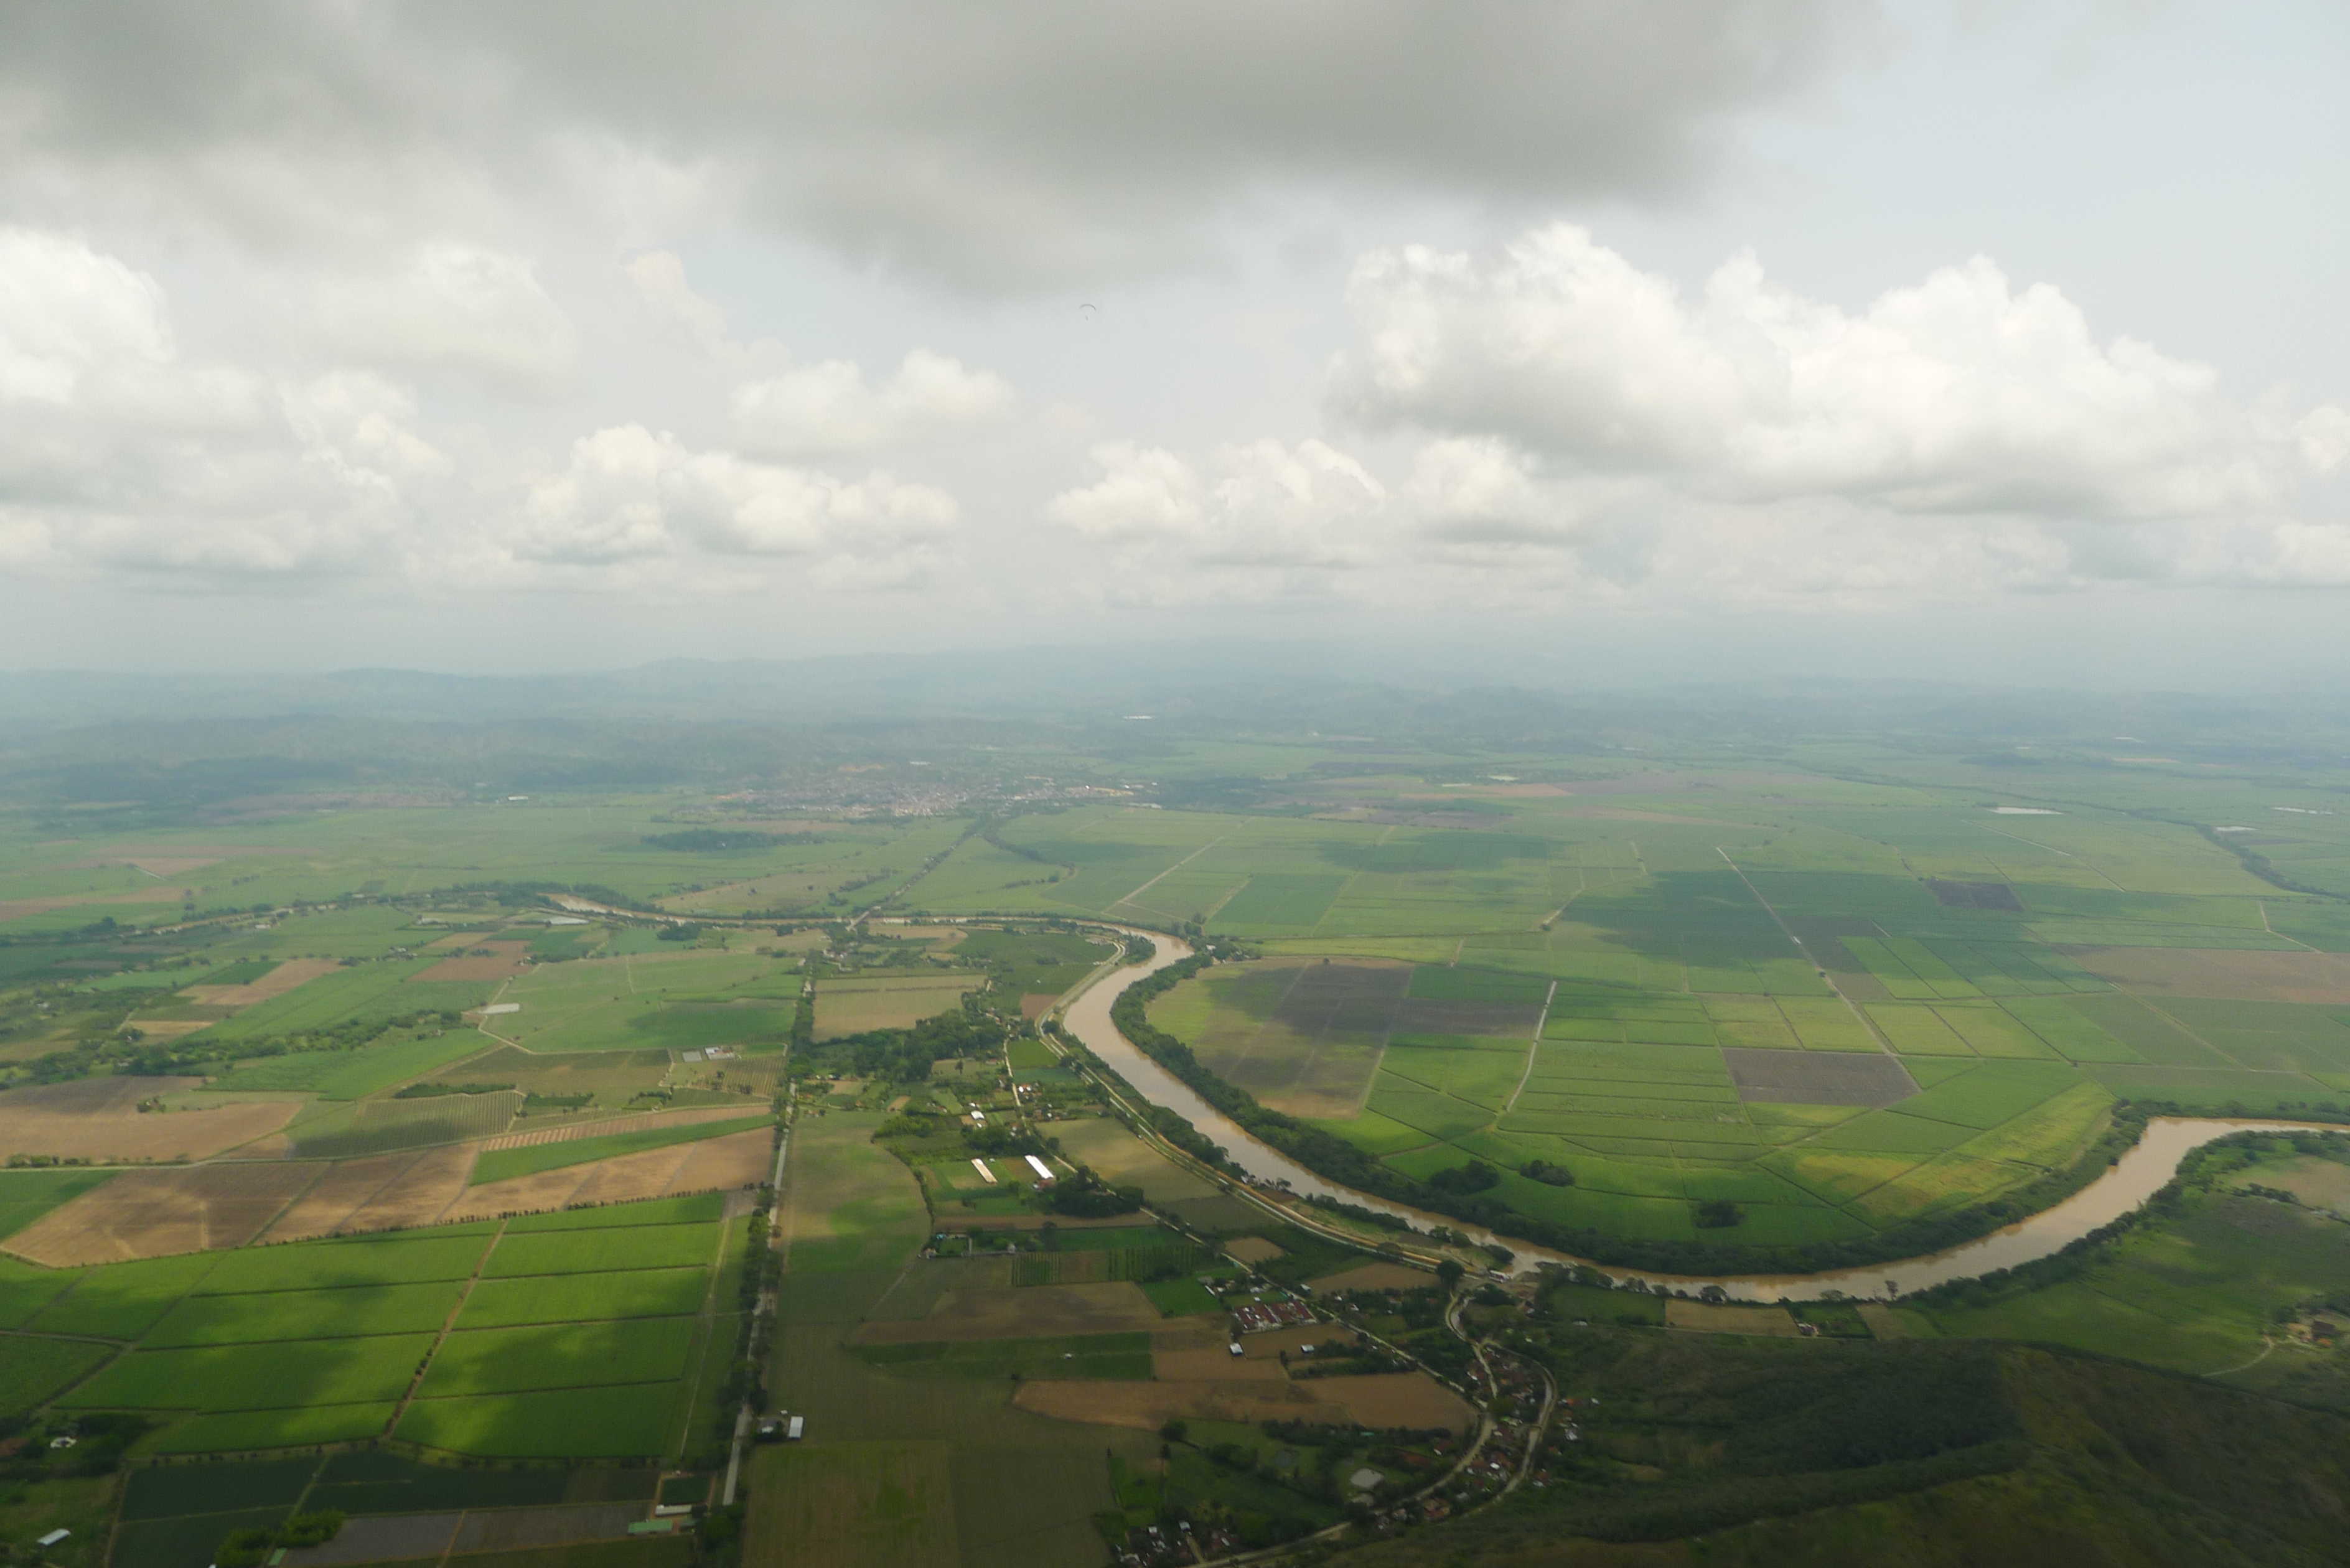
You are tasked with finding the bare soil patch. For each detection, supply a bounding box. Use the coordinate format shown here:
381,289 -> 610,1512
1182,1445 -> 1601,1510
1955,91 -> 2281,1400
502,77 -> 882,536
184,957 -> 340,1008
850,1282 -> 1162,1345
119,1019 -> 216,1041
258,1150 -> 435,1241
663,1127 -> 774,1192
1155,1347 -> 1286,1381
1019,994 -> 1059,1019
1224,1237 -> 1286,1265
2063,946 -> 2350,1005
1313,1372 -> 1475,1430
413,941 -> 531,982
334,1142 -> 477,1233
1665,1300 -> 1802,1337
8,1162 -> 322,1265
1308,1262 -> 1434,1294
1723,1047 -> 1916,1108
480,1104 -> 762,1153
442,1163 -> 596,1223
0,1077 -> 297,1160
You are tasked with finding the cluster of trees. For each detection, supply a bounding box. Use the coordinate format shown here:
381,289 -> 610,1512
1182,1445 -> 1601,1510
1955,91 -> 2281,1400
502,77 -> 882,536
796,999 -> 1007,1082
1047,1168 -> 1145,1218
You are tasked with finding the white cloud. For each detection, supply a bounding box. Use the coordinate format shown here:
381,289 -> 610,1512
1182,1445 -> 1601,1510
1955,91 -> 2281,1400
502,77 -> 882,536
0,229 -> 436,582
1047,437 -> 1387,602
309,243 -> 578,386
1336,224 -> 2346,523
514,424 -> 958,584
732,350 -> 1013,457
622,250 -> 731,353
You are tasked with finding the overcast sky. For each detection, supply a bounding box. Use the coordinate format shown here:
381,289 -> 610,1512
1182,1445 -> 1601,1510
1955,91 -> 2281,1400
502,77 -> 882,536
1,1 -> 2344,688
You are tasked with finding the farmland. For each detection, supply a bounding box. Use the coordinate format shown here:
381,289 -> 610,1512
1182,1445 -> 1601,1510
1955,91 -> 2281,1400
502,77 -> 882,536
12,699 -> 2350,1563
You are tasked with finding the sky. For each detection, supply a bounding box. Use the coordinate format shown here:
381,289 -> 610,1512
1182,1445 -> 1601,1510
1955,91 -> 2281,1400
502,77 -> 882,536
0,1 -> 2344,688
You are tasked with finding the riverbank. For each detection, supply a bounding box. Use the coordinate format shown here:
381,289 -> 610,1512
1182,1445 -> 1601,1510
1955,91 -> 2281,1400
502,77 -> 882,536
1053,931 -> 2344,1302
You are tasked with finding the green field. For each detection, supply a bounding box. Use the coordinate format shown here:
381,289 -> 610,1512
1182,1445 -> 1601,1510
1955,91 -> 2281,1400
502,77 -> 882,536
397,1383 -> 683,1458
506,1191 -> 727,1231
417,1316 -> 697,1396
206,1031 -> 494,1098
0,1336 -> 114,1414
458,1267 -> 708,1328
853,1331 -> 1153,1380
483,1221 -> 723,1278
60,1332 -> 433,1411
469,1112 -> 770,1186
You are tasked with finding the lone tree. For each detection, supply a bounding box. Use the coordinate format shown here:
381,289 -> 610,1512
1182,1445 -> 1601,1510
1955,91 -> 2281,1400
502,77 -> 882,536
1436,1258 -> 1465,1290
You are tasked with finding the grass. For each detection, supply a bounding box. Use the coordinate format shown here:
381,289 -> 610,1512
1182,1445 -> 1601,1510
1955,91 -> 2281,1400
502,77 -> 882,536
744,1441 -> 959,1568
0,1335 -> 113,1414
469,1112 -> 770,1186
398,1384 -> 684,1458
206,1030 -> 491,1098
506,1191 -> 728,1231
457,1267 -> 708,1328
149,1401 -> 399,1454
191,1231 -> 495,1294
30,1252 -> 222,1340
853,1332 -> 1154,1381
143,1281 -> 464,1346
483,1221 -> 722,1278
59,1332 -> 434,1411
1140,1277 -> 1222,1315
418,1317 -> 698,1396
112,1507 -> 295,1568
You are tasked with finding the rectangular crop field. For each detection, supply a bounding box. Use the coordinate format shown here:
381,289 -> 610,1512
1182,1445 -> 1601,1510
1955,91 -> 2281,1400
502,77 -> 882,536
470,1113 -> 770,1187
191,1231 -> 494,1294
144,1281 -> 463,1346
151,1401 -> 400,1455
417,1316 -> 696,1397
506,1192 -> 726,1231
483,1221 -> 722,1278
207,1032 -> 494,1098
457,1267 -> 708,1329
745,1441 -> 958,1568
398,1384 -> 683,1458
0,1335 -> 113,1415
60,1332 -> 434,1411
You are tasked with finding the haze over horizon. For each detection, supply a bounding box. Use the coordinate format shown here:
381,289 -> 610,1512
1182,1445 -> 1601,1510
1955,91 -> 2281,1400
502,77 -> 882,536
2,2 -> 2345,687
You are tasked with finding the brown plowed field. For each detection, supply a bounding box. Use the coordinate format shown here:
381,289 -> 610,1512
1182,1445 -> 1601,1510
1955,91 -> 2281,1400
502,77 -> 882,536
1224,1236 -> 1285,1264
413,941 -> 531,982
183,957 -> 340,1007
0,1077 -> 297,1161
849,1282 -> 1161,1345
7,1162 -> 322,1266
1309,1262 -> 1435,1294
332,1143 -> 479,1233
1310,1372 -> 1474,1429
660,1127 -> 772,1192
2064,946 -> 2350,1004
1154,1348 -> 1286,1381
478,1105 -> 764,1153
256,1151 -> 436,1242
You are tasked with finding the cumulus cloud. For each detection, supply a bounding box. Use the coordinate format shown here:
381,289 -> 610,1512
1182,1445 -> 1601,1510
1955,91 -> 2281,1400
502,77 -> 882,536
0,2 -> 1875,289
1047,437 -> 1387,599
515,424 -> 958,584
309,243 -> 578,386
731,350 -> 1013,457
0,228 -> 438,581
1339,226 -> 2350,522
